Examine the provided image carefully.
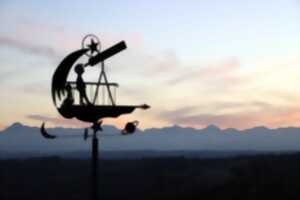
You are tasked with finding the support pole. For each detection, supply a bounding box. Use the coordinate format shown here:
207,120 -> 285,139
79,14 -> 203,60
91,132 -> 99,200
101,62 -> 115,106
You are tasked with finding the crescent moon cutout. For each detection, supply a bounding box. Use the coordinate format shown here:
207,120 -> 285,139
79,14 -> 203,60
40,122 -> 56,139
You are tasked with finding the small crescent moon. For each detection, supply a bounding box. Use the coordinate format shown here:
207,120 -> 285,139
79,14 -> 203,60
40,122 -> 56,139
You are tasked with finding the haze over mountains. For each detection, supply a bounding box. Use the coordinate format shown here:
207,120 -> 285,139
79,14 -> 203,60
1,122 -> 300,159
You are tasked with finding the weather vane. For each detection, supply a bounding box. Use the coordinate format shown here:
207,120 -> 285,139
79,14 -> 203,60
41,34 -> 150,137
40,34 -> 150,200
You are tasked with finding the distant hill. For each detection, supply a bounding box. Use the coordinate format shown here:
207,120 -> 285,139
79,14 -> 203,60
0,122 -> 300,159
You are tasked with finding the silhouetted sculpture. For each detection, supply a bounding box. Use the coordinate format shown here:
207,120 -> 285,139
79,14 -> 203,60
63,83 -> 74,106
50,38 -> 148,122
58,83 -> 75,118
75,64 -> 90,105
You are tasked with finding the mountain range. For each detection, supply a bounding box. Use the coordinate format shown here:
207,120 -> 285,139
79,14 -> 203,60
1,122 -> 300,159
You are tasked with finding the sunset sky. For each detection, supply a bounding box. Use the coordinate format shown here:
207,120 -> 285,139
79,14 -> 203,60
0,0 -> 300,130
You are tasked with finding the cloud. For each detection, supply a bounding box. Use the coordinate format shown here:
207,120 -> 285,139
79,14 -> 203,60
159,109 -> 262,130
158,100 -> 300,129
175,113 -> 254,129
145,50 -> 180,75
0,17 -> 144,63
212,101 -> 274,112
159,106 -> 197,119
158,105 -> 255,129
167,57 -> 242,85
22,81 -> 49,95
0,70 -> 16,84
27,114 -> 89,128
0,36 -> 59,60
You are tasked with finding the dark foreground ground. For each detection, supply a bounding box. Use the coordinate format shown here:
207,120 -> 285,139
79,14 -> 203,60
1,153 -> 300,200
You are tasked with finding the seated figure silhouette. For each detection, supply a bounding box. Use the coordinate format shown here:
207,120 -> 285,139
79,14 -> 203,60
63,83 -> 74,106
75,64 -> 91,105
59,83 -> 74,118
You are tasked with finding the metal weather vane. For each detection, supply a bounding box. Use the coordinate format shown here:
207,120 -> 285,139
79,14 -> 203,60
42,34 -> 149,137
40,34 -> 150,200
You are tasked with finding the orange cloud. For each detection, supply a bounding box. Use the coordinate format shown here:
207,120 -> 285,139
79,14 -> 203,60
159,101 -> 300,130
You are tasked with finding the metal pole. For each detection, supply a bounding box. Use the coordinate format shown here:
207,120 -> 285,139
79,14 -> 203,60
91,132 -> 99,200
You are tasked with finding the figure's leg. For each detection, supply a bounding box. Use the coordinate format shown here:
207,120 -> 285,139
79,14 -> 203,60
80,96 -> 83,105
79,91 -> 84,105
79,89 -> 90,105
83,89 -> 91,105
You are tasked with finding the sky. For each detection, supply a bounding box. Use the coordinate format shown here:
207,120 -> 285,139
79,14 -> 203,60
0,0 -> 300,130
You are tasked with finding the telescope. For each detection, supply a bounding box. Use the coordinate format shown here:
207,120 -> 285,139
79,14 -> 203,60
87,41 -> 127,66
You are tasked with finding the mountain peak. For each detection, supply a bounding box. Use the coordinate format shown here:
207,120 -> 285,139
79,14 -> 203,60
245,126 -> 269,131
253,126 -> 269,130
4,122 -> 33,132
170,124 -> 183,129
8,122 -> 24,129
13,122 -> 23,126
204,124 -> 220,131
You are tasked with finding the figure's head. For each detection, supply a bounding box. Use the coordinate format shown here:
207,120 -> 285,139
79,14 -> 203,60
75,64 -> 84,74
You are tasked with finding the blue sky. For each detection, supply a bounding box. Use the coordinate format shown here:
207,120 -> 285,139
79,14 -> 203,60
0,0 -> 300,130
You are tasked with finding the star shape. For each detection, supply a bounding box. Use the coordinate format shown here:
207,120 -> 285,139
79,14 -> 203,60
88,38 -> 98,55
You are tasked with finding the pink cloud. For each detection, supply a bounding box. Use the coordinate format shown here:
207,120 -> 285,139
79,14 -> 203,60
145,50 -> 180,74
0,36 -> 59,59
198,58 -> 240,78
2,18 -> 144,61
167,57 -> 242,85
